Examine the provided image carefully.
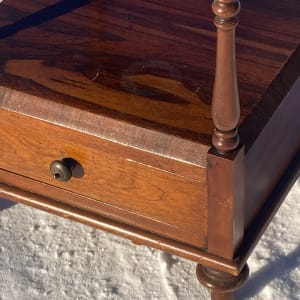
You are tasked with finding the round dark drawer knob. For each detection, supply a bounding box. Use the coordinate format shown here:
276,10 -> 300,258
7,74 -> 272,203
50,160 -> 72,182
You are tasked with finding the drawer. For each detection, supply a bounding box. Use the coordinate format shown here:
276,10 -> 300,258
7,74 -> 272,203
0,109 -> 208,247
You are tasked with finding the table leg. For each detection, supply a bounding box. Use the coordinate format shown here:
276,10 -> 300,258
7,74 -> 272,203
196,264 -> 249,300
211,291 -> 234,300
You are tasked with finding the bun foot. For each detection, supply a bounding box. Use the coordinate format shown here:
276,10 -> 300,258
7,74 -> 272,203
196,264 -> 249,300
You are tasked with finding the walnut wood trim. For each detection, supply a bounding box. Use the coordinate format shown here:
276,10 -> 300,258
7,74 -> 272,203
211,0 -> 241,153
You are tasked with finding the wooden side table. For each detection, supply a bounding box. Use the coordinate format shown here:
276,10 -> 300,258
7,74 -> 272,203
0,1 -> 299,299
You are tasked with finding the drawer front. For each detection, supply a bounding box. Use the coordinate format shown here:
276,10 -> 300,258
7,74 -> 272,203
0,109 -> 208,247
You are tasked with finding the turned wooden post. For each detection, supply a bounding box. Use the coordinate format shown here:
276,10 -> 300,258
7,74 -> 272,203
196,2 -> 246,300
196,264 -> 249,300
211,0 -> 241,153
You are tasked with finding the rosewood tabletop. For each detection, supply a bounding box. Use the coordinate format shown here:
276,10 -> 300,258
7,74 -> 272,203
0,1 -> 299,299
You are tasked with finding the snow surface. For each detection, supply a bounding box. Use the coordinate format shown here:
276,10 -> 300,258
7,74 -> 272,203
0,177 -> 299,300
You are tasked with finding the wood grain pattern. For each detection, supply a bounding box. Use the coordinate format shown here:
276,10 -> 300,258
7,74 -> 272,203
207,147 -> 244,260
0,0 -> 299,147
0,169 -> 206,247
3,148 -> 298,276
0,181 -> 242,275
0,87 -> 209,169
0,109 -> 208,247
0,0 -> 299,284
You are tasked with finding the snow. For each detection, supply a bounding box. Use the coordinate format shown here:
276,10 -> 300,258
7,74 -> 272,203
0,177 -> 299,300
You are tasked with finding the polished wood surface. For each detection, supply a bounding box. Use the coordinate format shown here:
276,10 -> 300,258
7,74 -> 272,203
0,181 -> 238,275
0,169 -> 205,247
211,0 -> 240,152
196,264 -> 249,300
0,2 -> 300,299
0,87 -> 209,168
207,147 -> 244,259
244,78 -> 300,229
2,149 -> 299,277
237,149 -> 300,273
0,109 -> 208,247
0,0 -> 299,147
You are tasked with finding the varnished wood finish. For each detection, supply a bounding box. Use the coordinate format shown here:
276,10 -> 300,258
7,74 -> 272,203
0,109 -> 208,248
207,147 -> 244,259
0,169 -> 205,247
0,181 -> 240,275
196,264 -> 249,300
236,150 -> 300,272
211,0 -> 240,152
0,87 -> 209,169
2,148 -> 299,278
0,0 -> 299,147
244,78 -> 300,229
0,2 -> 300,299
